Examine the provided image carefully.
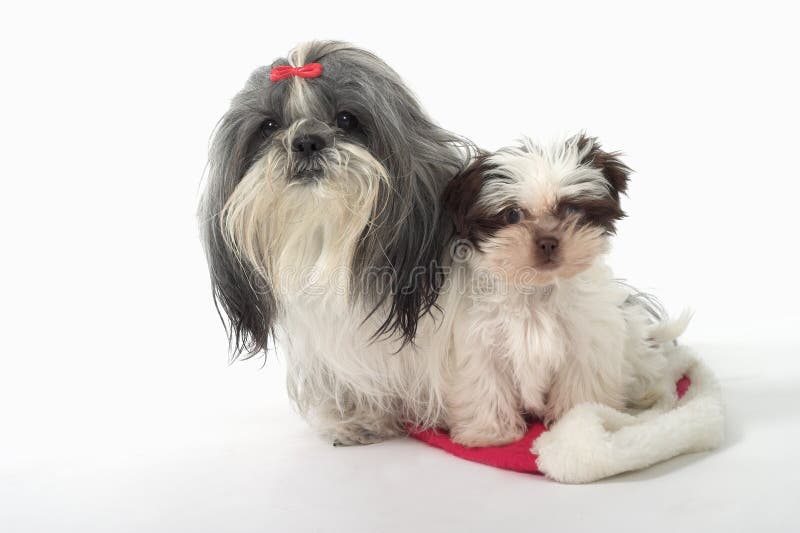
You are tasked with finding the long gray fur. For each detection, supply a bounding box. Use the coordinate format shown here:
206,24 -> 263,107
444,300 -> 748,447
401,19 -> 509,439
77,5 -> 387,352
199,41 -> 473,357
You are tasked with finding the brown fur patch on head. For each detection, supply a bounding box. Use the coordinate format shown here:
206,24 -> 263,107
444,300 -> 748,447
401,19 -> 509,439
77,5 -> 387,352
569,134 -> 632,233
576,134 -> 630,196
442,154 -> 508,245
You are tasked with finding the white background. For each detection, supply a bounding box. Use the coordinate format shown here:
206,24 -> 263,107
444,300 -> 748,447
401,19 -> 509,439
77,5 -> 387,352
2,1 -> 799,531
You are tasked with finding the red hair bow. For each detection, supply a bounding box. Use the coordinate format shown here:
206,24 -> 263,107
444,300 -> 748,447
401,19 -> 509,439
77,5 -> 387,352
269,62 -> 323,82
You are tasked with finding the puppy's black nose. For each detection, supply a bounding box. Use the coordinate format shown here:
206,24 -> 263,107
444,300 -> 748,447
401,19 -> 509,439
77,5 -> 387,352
292,135 -> 326,156
536,237 -> 559,257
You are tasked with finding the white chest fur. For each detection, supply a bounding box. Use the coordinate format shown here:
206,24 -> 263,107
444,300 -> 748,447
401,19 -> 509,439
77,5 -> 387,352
278,287 -> 454,431
448,261 -> 634,428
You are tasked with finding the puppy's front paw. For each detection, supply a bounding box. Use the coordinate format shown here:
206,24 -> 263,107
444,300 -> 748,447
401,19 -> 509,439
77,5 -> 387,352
450,419 -> 527,448
541,401 -> 571,427
523,397 -> 548,423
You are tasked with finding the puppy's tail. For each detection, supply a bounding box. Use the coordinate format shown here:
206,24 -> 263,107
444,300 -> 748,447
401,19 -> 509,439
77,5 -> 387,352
649,308 -> 693,344
619,283 -> 692,344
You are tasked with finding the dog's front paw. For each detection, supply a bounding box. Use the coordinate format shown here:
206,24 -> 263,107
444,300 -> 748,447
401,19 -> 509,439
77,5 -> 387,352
330,422 -> 403,446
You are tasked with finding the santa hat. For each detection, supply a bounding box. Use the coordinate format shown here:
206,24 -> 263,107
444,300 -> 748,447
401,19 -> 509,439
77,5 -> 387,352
412,345 -> 724,483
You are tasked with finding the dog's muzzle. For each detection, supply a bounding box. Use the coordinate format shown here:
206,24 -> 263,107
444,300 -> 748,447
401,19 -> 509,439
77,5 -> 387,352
292,134 -> 327,158
288,123 -> 333,182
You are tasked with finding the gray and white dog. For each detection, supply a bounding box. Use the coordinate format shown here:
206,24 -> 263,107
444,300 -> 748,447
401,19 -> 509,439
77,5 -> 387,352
199,41 -> 472,444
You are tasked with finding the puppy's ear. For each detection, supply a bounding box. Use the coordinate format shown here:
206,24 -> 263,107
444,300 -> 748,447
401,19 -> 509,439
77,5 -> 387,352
199,89 -> 277,358
575,134 -> 631,199
441,154 -> 490,238
572,134 -> 631,233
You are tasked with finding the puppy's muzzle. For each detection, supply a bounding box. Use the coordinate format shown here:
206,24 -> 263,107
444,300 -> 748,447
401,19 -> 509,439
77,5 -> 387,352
535,236 -> 561,270
536,237 -> 559,257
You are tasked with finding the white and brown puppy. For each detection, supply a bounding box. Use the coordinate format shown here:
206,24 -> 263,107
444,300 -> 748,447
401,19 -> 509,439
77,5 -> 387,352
441,135 -> 688,447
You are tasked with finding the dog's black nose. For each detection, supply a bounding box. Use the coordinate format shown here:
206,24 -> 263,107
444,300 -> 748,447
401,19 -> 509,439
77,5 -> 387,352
292,135 -> 326,156
536,237 -> 559,256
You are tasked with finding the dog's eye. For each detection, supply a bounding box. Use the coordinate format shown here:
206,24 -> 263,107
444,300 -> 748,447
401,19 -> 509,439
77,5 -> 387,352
335,111 -> 359,132
564,205 -> 583,217
506,208 -> 523,224
261,119 -> 280,136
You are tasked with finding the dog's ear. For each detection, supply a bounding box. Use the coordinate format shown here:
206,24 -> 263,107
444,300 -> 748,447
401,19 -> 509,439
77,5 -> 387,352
358,143 -> 470,346
296,45 -> 475,345
573,134 -> 632,233
441,155 -> 490,239
199,88 -> 277,358
354,122 -> 473,346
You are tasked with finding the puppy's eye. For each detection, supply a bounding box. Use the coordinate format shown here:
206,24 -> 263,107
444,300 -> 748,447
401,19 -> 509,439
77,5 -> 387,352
506,208 -> 523,224
564,205 -> 583,217
335,111 -> 359,132
261,119 -> 280,136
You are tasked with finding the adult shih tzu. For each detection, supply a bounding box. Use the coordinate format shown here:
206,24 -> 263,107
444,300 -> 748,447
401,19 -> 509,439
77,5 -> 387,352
199,41 -> 473,444
441,135 -> 690,447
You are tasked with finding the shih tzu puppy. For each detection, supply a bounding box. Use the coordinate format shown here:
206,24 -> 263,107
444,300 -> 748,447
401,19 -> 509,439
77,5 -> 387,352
441,135 -> 689,447
199,41 -> 472,444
